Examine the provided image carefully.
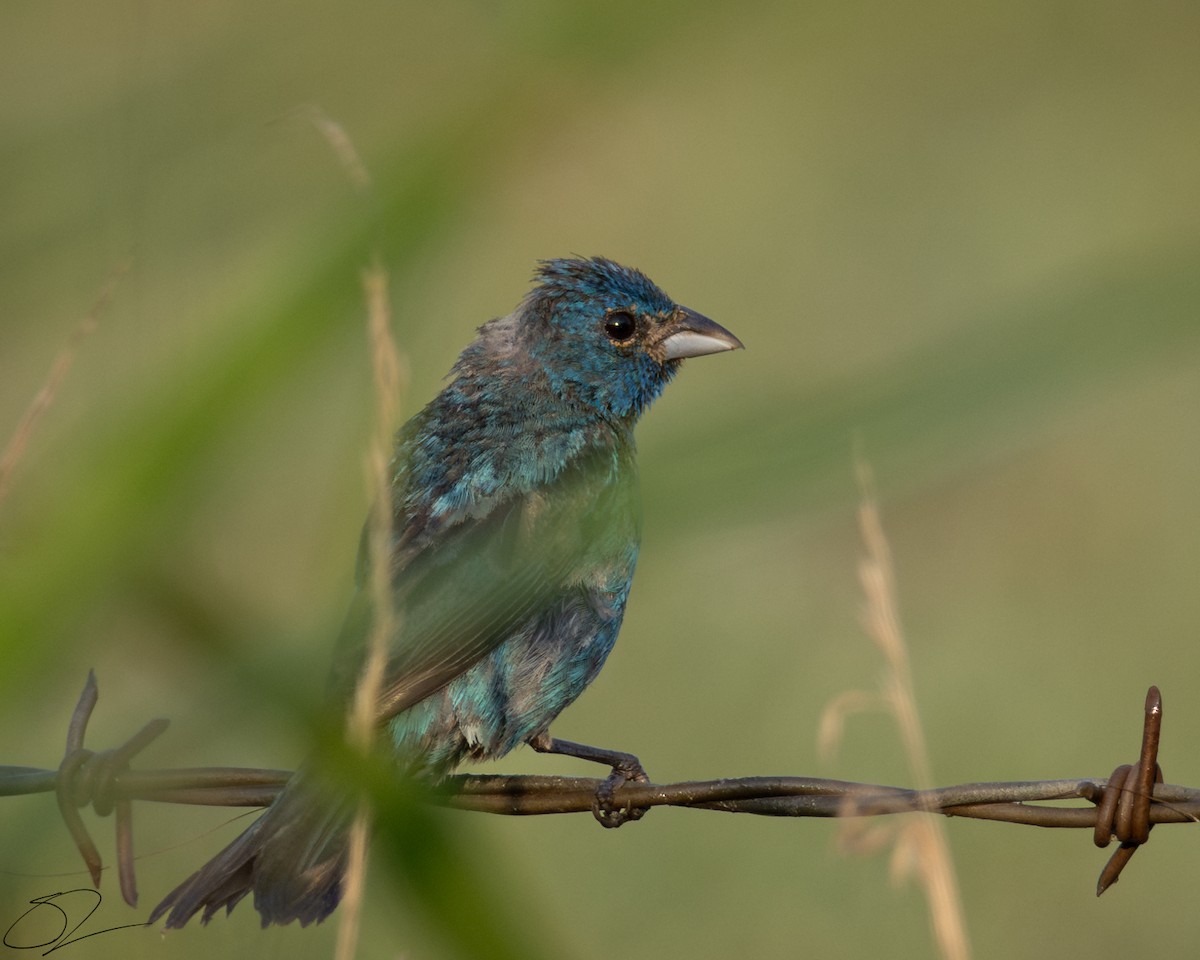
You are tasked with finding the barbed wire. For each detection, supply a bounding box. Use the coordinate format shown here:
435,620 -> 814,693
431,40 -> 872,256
1,673 -> 1191,913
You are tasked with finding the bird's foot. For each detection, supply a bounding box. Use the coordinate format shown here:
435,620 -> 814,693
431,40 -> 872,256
527,733 -> 650,827
592,752 -> 649,828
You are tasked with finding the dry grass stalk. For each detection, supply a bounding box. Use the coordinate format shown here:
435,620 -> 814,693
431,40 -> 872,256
819,460 -> 972,960
310,105 -> 404,960
303,105 -> 372,191
0,262 -> 126,508
336,259 -> 401,960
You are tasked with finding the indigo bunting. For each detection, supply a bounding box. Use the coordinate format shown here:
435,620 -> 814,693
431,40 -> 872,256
151,256 -> 742,928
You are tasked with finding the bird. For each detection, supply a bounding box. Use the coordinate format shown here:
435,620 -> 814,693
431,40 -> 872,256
149,256 -> 742,929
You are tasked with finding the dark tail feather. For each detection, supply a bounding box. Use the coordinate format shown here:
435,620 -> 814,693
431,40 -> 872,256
149,771 -> 351,929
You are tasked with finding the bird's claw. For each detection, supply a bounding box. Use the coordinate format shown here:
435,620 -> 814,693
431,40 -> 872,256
527,734 -> 651,827
591,758 -> 649,828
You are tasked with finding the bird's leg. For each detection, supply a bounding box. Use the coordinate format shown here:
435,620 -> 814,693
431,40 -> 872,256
528,732 -> 649,828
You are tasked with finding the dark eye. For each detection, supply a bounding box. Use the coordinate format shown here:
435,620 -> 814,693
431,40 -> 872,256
604,311 -> 636,343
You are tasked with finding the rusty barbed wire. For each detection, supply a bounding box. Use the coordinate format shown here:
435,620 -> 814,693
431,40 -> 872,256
1,674 -> 1194,911
1088,685 -> 1165,894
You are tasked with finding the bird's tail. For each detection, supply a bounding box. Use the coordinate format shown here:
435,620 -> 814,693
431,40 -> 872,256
149,770 -> 352,928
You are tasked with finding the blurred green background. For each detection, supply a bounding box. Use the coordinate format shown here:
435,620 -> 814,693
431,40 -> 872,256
2,1 -> 1198,958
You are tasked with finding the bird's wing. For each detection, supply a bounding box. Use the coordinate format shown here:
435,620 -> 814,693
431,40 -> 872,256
328,442 -> 639,726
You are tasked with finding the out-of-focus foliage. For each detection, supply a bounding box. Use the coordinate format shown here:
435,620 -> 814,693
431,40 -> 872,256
1,1 -> 1197,958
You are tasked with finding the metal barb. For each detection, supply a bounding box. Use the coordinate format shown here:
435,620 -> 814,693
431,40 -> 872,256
52,672 -> 171,906
1094,686 -> 1164,896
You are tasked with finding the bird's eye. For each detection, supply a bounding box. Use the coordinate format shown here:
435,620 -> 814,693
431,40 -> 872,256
604,311 -> 637,343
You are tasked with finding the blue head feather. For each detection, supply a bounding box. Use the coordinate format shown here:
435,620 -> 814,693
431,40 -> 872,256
451,256 -> 685,422
527,256 -> 682,420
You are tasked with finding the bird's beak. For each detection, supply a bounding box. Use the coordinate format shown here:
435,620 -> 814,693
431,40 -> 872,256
661,307 -> 744,361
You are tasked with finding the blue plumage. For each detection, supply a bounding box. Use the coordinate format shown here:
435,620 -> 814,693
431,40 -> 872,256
151,257 -> 741,928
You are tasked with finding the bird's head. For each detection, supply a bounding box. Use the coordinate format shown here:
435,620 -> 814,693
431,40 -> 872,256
499,256 -> 743,421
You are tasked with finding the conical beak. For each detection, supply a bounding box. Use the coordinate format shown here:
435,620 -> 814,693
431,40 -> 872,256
661,307 -> 744,361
